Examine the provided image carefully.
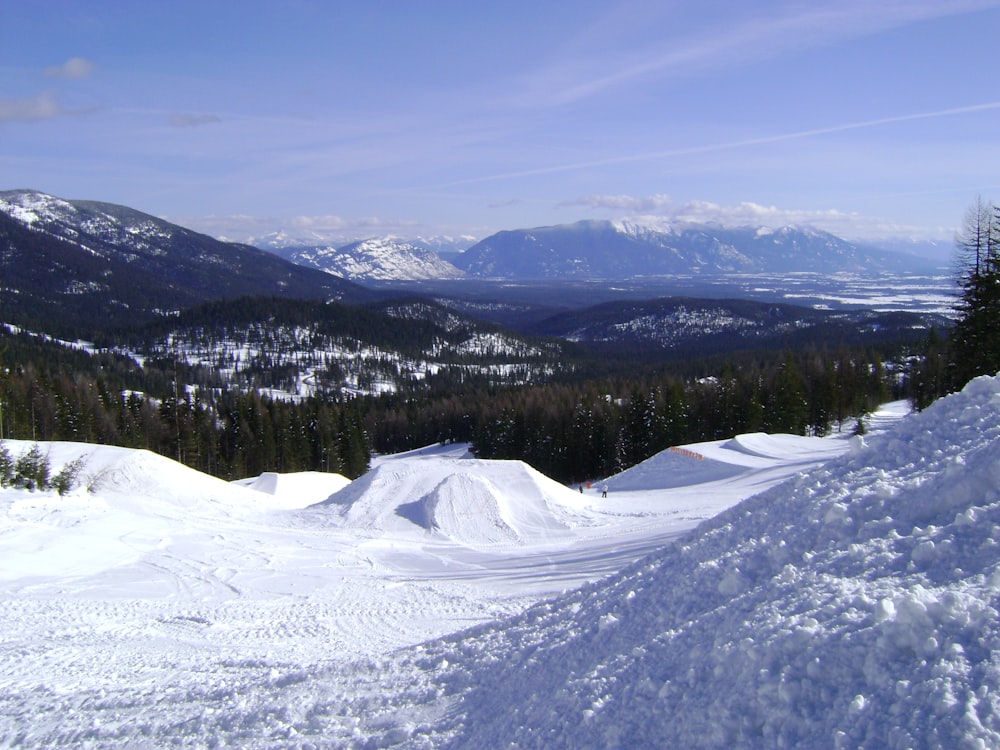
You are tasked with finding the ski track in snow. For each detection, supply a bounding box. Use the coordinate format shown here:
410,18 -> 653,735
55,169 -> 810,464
6,389 -> 999,747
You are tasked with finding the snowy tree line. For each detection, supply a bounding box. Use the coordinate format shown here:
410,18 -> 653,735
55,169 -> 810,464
0,330 -> 902,485
0,343 -> 370,480
362,345 -> 896,484
909,198 -> 1000,408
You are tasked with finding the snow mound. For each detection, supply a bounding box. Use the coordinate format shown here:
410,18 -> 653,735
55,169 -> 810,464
605,432 -> 852,493
421,375 -> 1000,748
236,470 -> 351,509
0,442 -> 261,581
310,456 -> 589,544
412,472 -> 521,545
92,449 -> 254,509
605,446 -> 748,490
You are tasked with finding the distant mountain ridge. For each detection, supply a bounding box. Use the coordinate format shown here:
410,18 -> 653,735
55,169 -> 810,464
251,218 -> 932,283
1,190 -> 934,291
0,189 -> 374,335
453,219 -> 928,279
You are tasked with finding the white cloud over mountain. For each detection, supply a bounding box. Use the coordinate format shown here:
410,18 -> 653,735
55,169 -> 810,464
564,194 -> 956,242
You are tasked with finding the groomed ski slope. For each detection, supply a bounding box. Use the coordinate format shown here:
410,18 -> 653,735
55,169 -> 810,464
0,381 -> 997,747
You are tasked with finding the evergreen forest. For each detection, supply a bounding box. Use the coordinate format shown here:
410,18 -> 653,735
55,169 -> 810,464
0,324 -> 912,485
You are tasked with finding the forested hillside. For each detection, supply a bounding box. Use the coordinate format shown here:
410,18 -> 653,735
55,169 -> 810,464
0,320 -> 907,484
365,345 -> 899,483
0,328 -> 370,479
102,295 -> 575,397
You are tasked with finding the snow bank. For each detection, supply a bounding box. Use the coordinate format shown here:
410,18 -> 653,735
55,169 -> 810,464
423,376 -> 1000,748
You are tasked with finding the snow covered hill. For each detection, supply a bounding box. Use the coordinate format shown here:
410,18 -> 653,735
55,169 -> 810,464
3,380 -> 1000,747
284,237 -> 466,281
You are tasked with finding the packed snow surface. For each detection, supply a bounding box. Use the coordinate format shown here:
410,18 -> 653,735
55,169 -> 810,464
2,384 -> 999,747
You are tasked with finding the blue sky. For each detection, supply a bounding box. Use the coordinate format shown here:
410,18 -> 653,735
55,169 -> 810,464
3,1 -> 1000,247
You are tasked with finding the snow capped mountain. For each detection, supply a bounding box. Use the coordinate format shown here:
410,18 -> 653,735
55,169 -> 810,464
0,189 -> 77,228
285,236 -> 465,281
248,230 -> 476,257
1,189 -> 225,264
408,233 -> 478,259
455,219 -> 928,279
0,189 -> 373,334
2,190 -> 932,287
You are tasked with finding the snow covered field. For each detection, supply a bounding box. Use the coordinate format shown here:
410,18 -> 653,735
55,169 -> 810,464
2,382 -> 999,747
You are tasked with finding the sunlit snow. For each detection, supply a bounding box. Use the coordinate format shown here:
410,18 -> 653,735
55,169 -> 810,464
2,383 -> 999,747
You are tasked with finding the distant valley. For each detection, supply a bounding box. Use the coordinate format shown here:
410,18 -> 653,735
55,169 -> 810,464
0,189 -> 953,401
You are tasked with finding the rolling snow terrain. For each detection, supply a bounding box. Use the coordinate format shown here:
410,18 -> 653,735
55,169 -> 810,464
2,379 -> 999,747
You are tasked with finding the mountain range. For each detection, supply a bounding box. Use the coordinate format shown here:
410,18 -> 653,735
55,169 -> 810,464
453,220 -> 930,280
0,190 -> 947,366
260,219 -> 935,283
0,190 -> 375,335
1,191 -> 935,293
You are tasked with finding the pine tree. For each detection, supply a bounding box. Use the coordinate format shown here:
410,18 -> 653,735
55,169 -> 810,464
765,354 -> 809,434
950,200 -> 1000,386
909,328 -> 949,411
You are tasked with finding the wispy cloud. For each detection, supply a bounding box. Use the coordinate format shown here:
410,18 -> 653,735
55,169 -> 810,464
524,0 -> 1000,107
439,101 -> 1000,187
565,195 -> 955,241
0,92 -> 63,122
168,113 -> 223,128
487,198 -> 525,209
1,57 -> 99,122
167,213 -> 342,242
44,56 -> 97,80
179,212 -> 434,245
562,194 -> 674,213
